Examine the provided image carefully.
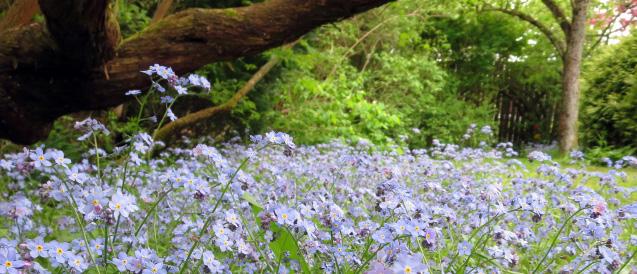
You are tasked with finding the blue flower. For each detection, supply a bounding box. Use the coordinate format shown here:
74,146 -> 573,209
126,89 -> 142,96
167,108 -> 177,121
202,251 -> 223,273
0,248 -> 24,274
29,148 -> 51,168
68,254 -> 88,272
112,252 -> 131,272
142,262 -> 167,274
457,241 -> 473,256
50,150 -> 71,168
391,253 -> 427,274
47,241 -> 70,264
174,85 -> 188,95
109,190 -> 139,218
275,207 -> 299,226
27,238 -> 48,259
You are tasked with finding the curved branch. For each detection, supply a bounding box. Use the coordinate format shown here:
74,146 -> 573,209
94,0 -> 394,109
151,0 -> 174,24
541,0 -> 571,35
0,0 -> 393,144
153,44 -> 290,143
485,7 -> 566,58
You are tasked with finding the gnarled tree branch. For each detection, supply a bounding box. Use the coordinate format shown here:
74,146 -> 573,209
485,7 -> 566,58
0,0 -> 393,144
541,0 -> 571,35
38,0 -> 121,68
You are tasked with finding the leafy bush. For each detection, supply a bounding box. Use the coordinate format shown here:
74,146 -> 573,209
581,31 -> 637,149
258,2 -> 494,147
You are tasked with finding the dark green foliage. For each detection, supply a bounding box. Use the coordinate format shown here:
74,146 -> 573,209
255,2 -> 496,147
424,13 -> 562,145
117,0 -> 151,37
581,31 -> 637,149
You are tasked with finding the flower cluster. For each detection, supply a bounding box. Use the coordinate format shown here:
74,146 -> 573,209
0,129 -> 635,274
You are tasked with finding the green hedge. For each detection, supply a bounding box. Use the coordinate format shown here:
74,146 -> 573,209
581,31 -> 637,148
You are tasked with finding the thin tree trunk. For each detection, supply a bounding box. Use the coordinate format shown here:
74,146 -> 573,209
558,0 -> 589,153
151,0 -> 175,24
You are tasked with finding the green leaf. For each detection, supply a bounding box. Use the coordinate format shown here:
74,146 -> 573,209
242,193 -> 310,273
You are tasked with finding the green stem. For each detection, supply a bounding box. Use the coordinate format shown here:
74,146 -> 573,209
532,207 -> 587,273
61,180 -> 103,274
103,222 -> 109,267
93,134 -> 102,184
177,158 -> 250,274
126,188 -> 174,253
616,248 -> 637,274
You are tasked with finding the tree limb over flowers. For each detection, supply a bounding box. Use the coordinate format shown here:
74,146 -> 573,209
0,0 -> 393,144
483,6 -> 566,58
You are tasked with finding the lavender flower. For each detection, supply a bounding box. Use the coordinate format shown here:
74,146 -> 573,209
109,191 -> 139,218
0,248 -> 24,274
391,253 -> 427,274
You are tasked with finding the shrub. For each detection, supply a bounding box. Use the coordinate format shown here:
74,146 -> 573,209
581,31 -> 637,149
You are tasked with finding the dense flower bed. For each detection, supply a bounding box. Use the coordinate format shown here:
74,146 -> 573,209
1,65 -> 636,273
0,130 -> 636,274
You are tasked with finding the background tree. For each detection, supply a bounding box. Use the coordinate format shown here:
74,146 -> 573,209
484,0 -> 637,153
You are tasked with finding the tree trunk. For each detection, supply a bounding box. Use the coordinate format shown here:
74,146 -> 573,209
558,0 -> 589,153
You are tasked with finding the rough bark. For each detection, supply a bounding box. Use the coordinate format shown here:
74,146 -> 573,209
38,0 -> 121,68
558,0 -> 590,153
0,0 -> 393,144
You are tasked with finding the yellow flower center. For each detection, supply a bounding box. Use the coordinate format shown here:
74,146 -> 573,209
57,248 -> 63,255
36,245 -> 44,251
38,155 -> 45,161
152,267 -> 158,273
115,203 -> 122,210
74,259 -> 81,266
4,261 -> 12,267
92,199 -> 99,206
281,213 -> 288,220
404,266 -> 413,273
